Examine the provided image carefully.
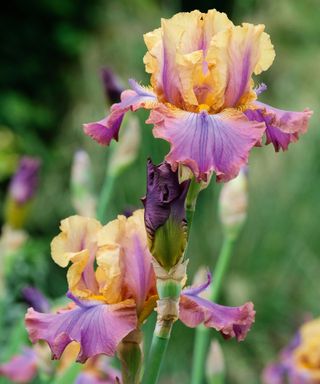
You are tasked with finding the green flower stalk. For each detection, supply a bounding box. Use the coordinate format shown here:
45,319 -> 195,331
191,168 -> 249,384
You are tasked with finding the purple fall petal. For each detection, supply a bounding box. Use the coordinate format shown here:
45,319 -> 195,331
148,106 -> 265,182
25,298 -> 137,363
84,79 -> 156,146
22,286 -> 50,313
9,156 -> 41,204
0,347 -> 37,383
180,282 -> 255,341
244,108 -> 298,151
245,102 -> 313,152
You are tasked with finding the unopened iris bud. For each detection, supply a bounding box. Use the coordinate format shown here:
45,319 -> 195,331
142,159 -> 190,270
206,340 -> 225,384
5,156 -> 41,229
101,67 -> 124,104
71,150 -> 96,217
108,116 -> 141,177
218,167 -> 248,239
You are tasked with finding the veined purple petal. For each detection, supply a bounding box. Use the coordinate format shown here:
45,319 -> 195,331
22,286 -> 50,313
244,109 -> 299,152
179,290 -> 255,341
25,298 -> 137,363
148,106 -> 265,182
0,347 -> 37,383
9,156 -> 41,204
244,104 -> 311,152
255,101 -> 313,134
84,80 -> 156,146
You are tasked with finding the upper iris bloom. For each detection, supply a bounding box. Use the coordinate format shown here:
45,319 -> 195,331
25,211 -> 254,363
84,9 -> 312,182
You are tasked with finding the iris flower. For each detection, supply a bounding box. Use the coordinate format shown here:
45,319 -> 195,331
262,318 -> 320,384
25,210 -> 254,363
84,9 -> 312,182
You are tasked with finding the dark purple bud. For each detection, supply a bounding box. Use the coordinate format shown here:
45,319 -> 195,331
9,157 -> 41,205
142,159 -> 190,269
101,67 -> 124,104
22,286 -> 50,313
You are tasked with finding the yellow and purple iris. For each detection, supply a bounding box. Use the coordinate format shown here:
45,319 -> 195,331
84,9 -> 312,182
262,318 -> 320,384
25,210 -> 255,363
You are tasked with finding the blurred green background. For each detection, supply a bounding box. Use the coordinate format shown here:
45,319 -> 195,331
0,0 -> 319,383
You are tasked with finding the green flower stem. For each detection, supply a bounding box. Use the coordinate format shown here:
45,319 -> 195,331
191,235 -> 236,384
142,321 -> 173,384
96,170 -> 116,223
186,177 -> 201,234
142,278 -> 181,384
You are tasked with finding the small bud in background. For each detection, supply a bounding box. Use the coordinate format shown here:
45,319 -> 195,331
101,67 -> 124,104
5,156 -> 41,229
22,286 -> 50,313
218,167 -> 248,239
108,116 -> 141,177
206,340 -> 225,384
143,159 -> 190,270
71,150 -> 96,217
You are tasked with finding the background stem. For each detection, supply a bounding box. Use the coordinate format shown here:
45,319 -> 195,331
190,235 -> 236,384
96,171 -> 115,223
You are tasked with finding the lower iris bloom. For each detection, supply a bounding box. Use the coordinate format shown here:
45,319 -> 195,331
25,210 -> 255,363
263,318 -> 320,384
84,9 -> 312,182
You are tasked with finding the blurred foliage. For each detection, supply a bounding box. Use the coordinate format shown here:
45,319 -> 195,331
0,0 -> 319,383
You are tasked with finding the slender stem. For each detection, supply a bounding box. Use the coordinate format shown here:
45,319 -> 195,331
96,171 -> 116,223
190,235 -> 236,384
186,178 -> 201,234
142,320 -> 173,384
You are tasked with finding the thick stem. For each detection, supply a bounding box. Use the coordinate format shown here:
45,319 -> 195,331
96,171 -> 115,223
142,318 -> 173,384
117,329 -> 143,384
142,261 -> 184,384
190,235 -> 236,384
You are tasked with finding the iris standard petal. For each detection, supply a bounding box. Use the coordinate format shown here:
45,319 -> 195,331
51,216 -> 102,298
25,298 -> 137,363
83,80 -> 157,146
0,348 -> 37,383
148,105 -> 265,182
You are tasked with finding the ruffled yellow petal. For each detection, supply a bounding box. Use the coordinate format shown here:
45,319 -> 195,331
51,215 -> 101,267
143,10 -> 275,112
51,215 -> 102,298
206,23 -> 275,110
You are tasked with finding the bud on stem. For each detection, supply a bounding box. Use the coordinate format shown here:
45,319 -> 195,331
117,329 -> 143,384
